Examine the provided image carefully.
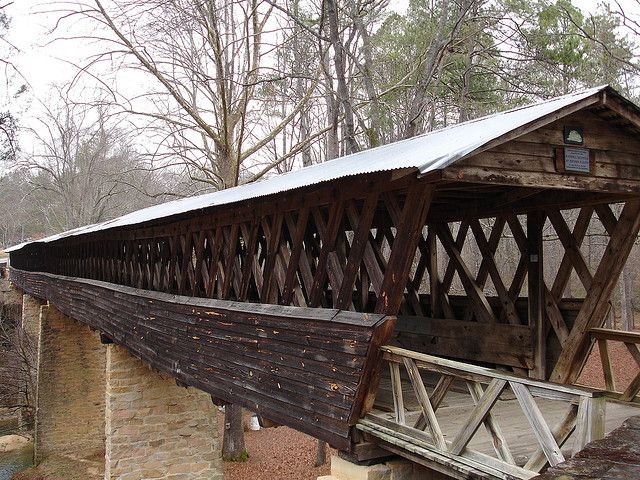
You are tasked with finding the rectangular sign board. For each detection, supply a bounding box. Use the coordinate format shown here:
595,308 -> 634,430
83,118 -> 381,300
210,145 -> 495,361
563,147 -> 591,174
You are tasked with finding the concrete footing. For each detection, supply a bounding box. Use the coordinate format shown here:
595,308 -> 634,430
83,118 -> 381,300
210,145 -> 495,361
318,455 -> 451,480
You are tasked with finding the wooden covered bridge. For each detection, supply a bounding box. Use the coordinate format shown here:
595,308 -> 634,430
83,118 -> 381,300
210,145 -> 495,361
8,85 -> 640,479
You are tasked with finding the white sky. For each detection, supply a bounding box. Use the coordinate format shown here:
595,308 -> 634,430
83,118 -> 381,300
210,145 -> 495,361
3,0 -> 640,157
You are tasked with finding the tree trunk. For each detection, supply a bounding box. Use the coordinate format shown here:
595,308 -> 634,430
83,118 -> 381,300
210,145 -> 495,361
620,266 -> 633,331
222,403 -> 247,461
322,52 -> 340,161
325,0 -> 359,155
315,439 -> 327,467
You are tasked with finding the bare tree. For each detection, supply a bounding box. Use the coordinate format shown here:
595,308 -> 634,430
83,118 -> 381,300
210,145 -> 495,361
21,88 -> 154,231
57,0 -> 324,190
0,302 -> 37,431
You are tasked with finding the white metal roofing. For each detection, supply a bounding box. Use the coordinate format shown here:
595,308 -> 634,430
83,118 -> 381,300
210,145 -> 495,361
7,85 -> 608,252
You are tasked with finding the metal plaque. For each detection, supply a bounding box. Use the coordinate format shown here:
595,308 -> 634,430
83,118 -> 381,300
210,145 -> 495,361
564,147 -> 591,174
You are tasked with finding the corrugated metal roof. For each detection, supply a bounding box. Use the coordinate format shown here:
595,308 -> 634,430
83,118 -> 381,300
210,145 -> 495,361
6,85 -> 609,252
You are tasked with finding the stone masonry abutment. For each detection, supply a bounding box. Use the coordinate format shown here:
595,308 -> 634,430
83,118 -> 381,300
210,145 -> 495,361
34,303 -> 107,465
105,343 -> 222,480
17,285 -> 223,480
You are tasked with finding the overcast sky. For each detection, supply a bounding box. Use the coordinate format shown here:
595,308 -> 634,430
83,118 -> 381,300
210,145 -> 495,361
3,0 -> 640,155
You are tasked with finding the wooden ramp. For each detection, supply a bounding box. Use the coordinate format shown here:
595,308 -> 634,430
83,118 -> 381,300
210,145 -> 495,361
357,346 -> 640,480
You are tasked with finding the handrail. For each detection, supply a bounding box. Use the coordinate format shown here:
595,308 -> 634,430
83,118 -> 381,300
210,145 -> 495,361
590,327 -> 640,343
358,346 -> 608,480
382,345 -> 604,399
586,327 -> 640,403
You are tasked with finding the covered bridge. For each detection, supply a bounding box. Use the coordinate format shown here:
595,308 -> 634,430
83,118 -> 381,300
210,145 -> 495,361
8,85 -> 640,479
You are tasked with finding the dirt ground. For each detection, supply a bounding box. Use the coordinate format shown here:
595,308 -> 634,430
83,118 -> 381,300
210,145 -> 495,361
12,452 -> 103,480
577,340 -> 639,391
220,411 -> 334,480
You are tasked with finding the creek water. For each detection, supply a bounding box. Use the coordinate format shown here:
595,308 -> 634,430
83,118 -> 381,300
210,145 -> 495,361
0,443 -> 32,480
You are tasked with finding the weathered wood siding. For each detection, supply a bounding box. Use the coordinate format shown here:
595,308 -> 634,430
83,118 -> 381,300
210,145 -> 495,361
11,268 -> 396,449
447,108 -> 640,193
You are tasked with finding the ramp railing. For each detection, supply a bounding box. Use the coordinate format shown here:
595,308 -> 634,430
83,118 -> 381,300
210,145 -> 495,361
586,327 -> 640,404
357,346 -> 607,480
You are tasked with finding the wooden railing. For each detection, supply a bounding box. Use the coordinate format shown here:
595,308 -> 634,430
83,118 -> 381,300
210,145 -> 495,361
588,327 -> 640,403
357,346 -> 607,480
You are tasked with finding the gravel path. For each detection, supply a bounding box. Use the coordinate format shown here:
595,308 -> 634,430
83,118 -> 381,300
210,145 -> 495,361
220,411 -> 333,480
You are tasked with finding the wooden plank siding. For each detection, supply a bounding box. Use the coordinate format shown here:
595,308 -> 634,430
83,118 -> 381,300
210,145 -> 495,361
10,267 -> 396,450
445,109 -> 640,194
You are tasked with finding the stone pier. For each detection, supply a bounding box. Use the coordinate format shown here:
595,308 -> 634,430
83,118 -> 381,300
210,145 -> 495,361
34,304 -> 107,464
21,293 -> 44,339
104,344 -> 222,480
17,289 -> 223,479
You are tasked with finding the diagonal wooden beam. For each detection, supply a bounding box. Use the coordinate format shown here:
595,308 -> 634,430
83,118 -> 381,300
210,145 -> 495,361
402,357 -> 447,450
441,221 -> 470,294
285,211 -> 315,303
450,378 -> 507,455
192,230 -> 206,296
551,200 -> 640,384
406,234 -> 429,315
282,208 -> 309,305
547,210 -> 593,293
525,404 -> 578,472
260,214 -> 284,302
177,234 -> 190,294
206,227 -> 224,298
467,381 -> 515,465
472,217 -> 507,289
595,203 -> 617,235
336,193 -> 379,310
238,221 -> 260,301
470,219 -> 520,325
544,287 -> 570,346
375,184 -> 434,314
511,382 -> 565,466
360,231 -> 385,295
389,361 -> 406,425
621,372 -> 640,402
435,223 -> 497,324
309,203 -> 345,307
550,207 -> 593,300
464,217 -> 507,322
424,230 -> 456,319
413,374 -> 454,430
221,224 -> 239,299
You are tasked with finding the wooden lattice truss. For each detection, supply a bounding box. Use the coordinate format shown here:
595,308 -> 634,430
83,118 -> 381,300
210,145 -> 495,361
28,167 -> 639,385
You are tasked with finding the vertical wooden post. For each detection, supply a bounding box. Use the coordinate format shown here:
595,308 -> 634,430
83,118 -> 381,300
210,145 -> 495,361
573,395 -> 606,454
528,211 -> 546,380
428,230 -> 440,318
